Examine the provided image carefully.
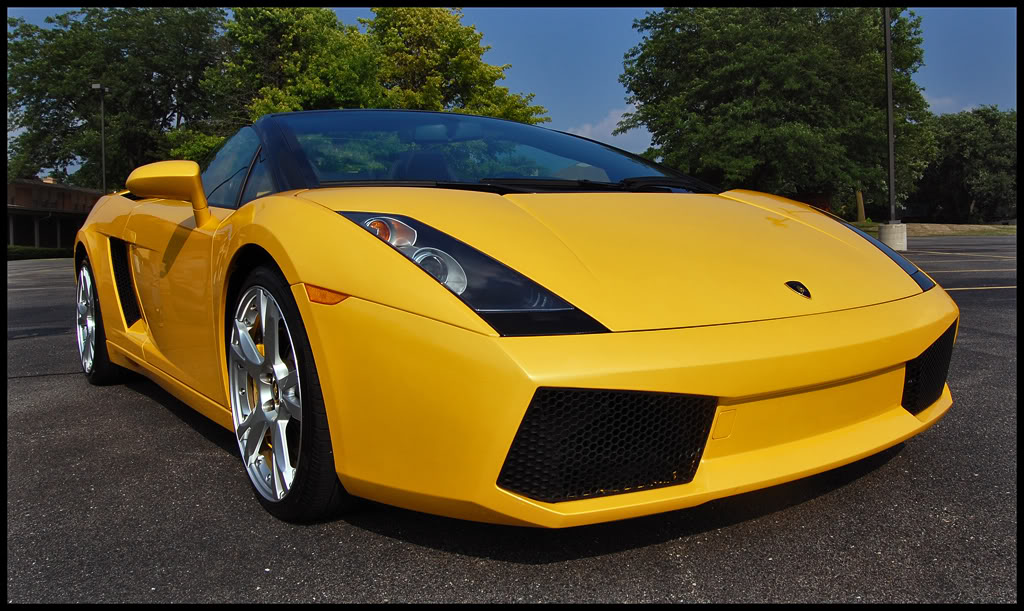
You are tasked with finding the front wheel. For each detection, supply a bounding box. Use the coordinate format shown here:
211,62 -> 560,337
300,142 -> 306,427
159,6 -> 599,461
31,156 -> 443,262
227,267 -> 354,522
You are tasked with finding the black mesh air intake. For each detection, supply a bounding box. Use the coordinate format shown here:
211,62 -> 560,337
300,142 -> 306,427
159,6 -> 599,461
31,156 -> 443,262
497,388 -> 718,503
901,320 -> 957,415
109,237 -> 142,327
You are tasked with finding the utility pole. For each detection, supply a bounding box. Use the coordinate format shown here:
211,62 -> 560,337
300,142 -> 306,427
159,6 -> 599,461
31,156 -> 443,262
878,7 -> 907,250
90,83 -> 107,193
884,7 -> 896,223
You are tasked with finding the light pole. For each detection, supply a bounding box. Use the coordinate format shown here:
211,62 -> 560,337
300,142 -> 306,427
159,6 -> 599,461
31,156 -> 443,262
878,7 -> 907,251
91,83 -> 108,193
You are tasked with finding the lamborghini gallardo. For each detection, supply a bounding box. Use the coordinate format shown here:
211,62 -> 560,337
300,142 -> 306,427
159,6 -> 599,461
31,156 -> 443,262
73,109 -> 959,527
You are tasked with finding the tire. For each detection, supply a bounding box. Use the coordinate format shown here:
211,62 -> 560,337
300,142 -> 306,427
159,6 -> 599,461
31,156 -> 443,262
227,266 -> 355,522
76,258 -> 126,385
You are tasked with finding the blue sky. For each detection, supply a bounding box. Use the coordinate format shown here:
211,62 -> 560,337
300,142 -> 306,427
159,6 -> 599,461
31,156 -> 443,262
7,7 -> 1018,155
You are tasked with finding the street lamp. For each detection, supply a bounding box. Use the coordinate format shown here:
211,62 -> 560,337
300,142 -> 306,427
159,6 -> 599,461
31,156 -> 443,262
878,7 -> 907,251
91,83 -> 109,193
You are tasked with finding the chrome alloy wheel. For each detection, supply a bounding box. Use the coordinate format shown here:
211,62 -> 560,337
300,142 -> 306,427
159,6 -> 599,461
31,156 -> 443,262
229,286 -> 303,502
76,266 -> 96,373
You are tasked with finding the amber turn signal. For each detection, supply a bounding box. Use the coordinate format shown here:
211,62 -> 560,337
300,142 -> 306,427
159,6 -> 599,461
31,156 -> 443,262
304,284 -> 348,305
367,219 -> 391,242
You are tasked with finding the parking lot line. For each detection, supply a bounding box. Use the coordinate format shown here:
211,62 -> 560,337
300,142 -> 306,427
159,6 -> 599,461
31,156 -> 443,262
927,269 -> 1016,273
906,260 -> 1001,264
8,287 -> 75,292
908,250 -> 1016,260
943,286 -> 1017,291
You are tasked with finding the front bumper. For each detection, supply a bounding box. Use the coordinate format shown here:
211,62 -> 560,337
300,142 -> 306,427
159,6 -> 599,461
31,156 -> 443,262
293,285 -> 959,528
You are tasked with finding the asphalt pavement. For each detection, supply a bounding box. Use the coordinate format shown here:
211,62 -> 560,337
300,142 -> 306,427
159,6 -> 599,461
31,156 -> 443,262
6,236 -> 1017,603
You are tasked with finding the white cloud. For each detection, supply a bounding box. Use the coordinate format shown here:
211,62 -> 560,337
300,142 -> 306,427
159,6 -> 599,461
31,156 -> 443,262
924,94 -> 958,114
566,105 -> 653,154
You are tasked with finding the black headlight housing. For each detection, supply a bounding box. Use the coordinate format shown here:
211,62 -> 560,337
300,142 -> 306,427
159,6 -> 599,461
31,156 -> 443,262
339,211 -> 609,336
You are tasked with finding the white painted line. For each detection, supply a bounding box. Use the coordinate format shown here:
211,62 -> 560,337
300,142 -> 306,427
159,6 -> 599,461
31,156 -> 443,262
6,287 -> 74,292
908,250 -> 1016,260
906,256 -> 1013,261
927,269 -> 1016,273
944,286 -> 1017,291
906,259 -> 1007,264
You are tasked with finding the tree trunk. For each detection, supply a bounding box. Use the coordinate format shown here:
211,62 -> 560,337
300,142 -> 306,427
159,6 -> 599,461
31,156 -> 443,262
856,190 -> 865,222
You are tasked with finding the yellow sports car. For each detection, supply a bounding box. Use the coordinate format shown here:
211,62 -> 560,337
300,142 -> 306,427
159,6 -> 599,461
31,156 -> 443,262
74,109 -> 959,527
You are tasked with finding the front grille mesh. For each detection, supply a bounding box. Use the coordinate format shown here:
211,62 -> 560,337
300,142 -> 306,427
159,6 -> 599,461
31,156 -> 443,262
497,388 -> 718,503
109,237 -> 142,327
901,320 -> 957,415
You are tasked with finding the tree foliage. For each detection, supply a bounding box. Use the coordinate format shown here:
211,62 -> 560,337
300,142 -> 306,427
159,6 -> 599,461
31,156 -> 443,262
362,8 -> 548,124
7,7 -> 548,186
200,7 -> 385,126
616,7 -> 935,212
910,106 -> 1016,223
7,8 -> 227,187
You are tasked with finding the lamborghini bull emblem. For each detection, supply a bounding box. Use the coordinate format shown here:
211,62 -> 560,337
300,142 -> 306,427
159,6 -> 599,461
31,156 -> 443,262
786,281 -> 812,299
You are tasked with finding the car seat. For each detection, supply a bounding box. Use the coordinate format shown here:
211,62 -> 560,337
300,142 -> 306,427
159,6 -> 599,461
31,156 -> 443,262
388,150 -> 454,182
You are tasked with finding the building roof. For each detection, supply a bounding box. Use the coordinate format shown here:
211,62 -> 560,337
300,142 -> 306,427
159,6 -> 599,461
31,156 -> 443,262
8,178 -> 105,196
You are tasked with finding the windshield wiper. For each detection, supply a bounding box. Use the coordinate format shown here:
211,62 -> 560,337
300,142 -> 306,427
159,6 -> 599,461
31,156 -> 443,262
318,179 -> 535,195
617,176 -> 721,194
478,178 -> 634,192
319,176 -> 721,196
479,176 -> 721,194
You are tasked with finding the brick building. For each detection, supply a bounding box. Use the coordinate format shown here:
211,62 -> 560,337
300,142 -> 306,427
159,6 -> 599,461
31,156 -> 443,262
7,178 -> 104,249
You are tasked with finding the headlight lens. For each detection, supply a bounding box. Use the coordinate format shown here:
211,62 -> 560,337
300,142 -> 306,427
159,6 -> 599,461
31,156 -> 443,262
405,246 -> 467,294
339,211 -> 609,336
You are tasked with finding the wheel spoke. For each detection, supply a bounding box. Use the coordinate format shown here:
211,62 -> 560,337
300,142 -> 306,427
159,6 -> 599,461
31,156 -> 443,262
281,383 -> 301,422
258,289 -> 269,339
235,406 -> 261,440
231,319 -> 264,378
271,420 -> 295,498
243,418 -> 268,465
273,365 -> 295,392
261,292 -> 282,370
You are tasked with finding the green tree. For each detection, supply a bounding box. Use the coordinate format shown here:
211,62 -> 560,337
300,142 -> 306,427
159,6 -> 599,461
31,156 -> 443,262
615,7 -> 934,213
165,128 -> 227,163
7,8 -> 226,187
189,7 -> 548,156
200,7 -> 385,126
362,7 -> 549,124
9,6 -> 550,183
911,106 -> 1016,223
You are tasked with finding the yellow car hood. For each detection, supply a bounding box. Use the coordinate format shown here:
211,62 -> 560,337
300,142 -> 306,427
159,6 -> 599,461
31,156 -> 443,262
298,187 -> 923,332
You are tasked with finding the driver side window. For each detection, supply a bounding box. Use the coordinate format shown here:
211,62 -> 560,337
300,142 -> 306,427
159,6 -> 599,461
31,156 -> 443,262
201,127 -> 261,208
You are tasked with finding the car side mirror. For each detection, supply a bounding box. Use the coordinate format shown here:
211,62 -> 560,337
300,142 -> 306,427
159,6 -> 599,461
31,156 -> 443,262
126,160 -> 212,228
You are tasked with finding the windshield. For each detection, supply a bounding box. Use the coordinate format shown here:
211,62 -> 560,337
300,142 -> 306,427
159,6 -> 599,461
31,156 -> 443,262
274,110 -> 679,188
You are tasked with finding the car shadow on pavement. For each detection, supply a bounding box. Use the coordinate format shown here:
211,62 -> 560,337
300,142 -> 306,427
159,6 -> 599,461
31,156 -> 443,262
124,375 -> 239,456
340,444 -> 904,564
118,372 -> 905,564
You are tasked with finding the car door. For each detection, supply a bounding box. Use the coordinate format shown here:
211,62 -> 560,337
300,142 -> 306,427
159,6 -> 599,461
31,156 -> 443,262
126,127 -> 262,406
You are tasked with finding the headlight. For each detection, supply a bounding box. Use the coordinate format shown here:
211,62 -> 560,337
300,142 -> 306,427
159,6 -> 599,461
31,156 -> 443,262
339,212 -> 609,336
840,222 -> 935,292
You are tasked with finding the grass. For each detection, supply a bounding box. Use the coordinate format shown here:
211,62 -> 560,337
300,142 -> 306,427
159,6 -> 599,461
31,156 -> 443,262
850,221 -> 1016,237
7,245 -> 75,260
